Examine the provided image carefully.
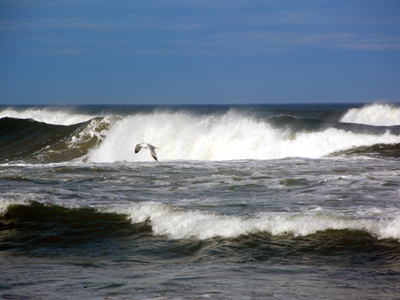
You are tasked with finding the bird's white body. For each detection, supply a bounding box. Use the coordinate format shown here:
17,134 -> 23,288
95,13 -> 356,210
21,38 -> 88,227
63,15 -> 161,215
135,143 -> 158,161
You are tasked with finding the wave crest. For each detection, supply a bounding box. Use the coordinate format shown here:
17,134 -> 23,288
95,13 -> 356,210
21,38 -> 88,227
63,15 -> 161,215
340,103 -> 400,126
2,106 -> 400,162
88,110 -> 400,162
0,107 -> 95,125
108,203 -> 400,241
2,201 -> 399,241
0,116 -> 112,162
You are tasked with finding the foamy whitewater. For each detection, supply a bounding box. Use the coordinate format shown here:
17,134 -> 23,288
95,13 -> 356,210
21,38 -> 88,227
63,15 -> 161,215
340,103 -> 400,126
1,103 -> 400,300
88,109 -> 400,162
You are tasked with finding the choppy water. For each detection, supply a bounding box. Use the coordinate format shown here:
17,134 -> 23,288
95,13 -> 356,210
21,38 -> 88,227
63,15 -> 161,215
1,103 -> 400,299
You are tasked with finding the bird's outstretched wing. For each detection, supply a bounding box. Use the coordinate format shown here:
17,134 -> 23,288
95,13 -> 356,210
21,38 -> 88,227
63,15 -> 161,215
135,144 -> 143,154
147,145 -> 158,161
135,143 -> 158,161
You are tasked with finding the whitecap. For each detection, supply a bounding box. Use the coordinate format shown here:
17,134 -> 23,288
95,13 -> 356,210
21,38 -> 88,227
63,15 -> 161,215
340,103 -> 400,126
87,110 -> 400,162
106,203 -> 400,241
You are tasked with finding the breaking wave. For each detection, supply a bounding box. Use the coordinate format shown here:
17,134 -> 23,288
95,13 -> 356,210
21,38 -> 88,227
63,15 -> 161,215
0,107 -> 95,126
110,202 -> 400,241
0,117 -> 112,162
1,201 -> 399,241
1,105 -> 400,163
340,103 -> 400,126
88,110 -> 400,162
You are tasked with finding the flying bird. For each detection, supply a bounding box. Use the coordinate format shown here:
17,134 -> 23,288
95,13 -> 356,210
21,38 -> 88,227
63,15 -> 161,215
135,143 -> 158,161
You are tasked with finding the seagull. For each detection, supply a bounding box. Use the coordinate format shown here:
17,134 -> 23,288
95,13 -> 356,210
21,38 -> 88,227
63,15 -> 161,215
135,143 -> 158,161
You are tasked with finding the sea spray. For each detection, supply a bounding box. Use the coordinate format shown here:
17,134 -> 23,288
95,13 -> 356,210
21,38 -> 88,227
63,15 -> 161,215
1,105 -> 399,163
340,103 -> 400,126
88,110 -> 400,162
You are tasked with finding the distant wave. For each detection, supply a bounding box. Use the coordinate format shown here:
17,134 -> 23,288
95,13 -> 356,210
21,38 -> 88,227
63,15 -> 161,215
0,107 -> 95,125
340,103 -> 400,126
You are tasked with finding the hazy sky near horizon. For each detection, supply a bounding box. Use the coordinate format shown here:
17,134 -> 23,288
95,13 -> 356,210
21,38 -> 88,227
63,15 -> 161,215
0,0 -> 399,105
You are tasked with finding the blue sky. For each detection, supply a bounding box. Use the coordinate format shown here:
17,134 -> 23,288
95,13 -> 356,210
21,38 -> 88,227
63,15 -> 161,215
0,0 -> 399,105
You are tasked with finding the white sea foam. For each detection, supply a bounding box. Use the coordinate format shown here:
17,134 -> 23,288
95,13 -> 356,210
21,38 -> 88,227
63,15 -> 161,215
2,199 -> 398,240
107,202 -> 400,240
66,116 -> 113,149
88,110 -> 400,162
340,103 -> 400,126
0,107 -> 95,125
0,198 -> 26,215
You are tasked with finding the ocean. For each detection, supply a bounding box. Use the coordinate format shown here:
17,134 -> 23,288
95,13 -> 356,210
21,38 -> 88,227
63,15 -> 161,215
0,103 -> 399,299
